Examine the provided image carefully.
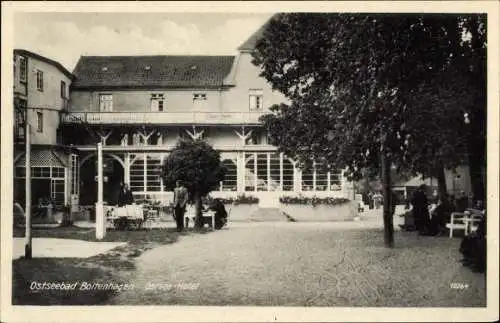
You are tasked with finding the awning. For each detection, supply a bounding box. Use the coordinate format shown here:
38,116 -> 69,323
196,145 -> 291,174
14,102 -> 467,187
15,149 -> 67,167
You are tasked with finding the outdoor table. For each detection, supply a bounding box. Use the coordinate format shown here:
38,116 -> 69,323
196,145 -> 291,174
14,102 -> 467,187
184,210 -> 216,229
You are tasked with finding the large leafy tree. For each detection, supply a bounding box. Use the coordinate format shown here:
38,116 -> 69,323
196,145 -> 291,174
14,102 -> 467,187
252,13 -> 486,246
162,139 -> 226,228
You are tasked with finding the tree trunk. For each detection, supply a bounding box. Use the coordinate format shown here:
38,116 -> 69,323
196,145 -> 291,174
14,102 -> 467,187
381,151 -> 394,248
194,191 -> 203,228
468,150 -> 485,203
435,162 -> 448,199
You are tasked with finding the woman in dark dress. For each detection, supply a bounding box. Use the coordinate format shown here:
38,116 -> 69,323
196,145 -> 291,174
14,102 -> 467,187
117,183 -> 134,207
209,199 -> 228,230
410,185 -> 430,234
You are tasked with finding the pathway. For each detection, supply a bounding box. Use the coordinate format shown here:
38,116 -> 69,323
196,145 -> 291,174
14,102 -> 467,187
108,221 -> 485,307
12,238 -> 126,260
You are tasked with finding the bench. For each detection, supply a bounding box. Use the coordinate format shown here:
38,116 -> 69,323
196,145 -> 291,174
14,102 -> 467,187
446,212 -> 469,238
446,211 -> 485,238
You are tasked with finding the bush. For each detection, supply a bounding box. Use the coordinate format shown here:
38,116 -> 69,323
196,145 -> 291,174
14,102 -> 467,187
279,195 -> 350,207
207,194 -> 259,205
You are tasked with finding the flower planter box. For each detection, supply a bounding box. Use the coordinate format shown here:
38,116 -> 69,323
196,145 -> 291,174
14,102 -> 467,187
225,204 -> 259,222
279,201 -> 357,222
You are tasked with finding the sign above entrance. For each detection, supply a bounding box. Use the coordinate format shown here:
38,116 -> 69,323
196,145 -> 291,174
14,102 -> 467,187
63,111 -> 267,125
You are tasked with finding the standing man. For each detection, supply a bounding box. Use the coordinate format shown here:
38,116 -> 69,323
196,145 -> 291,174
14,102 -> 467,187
173,180 -> 189,232
117,182 -> 134,207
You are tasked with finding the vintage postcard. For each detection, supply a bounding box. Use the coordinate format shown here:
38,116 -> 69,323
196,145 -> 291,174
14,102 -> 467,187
1,1 -> 498,322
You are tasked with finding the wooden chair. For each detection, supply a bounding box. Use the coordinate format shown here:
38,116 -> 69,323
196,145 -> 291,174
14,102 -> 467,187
468,212 -> 485,235
223,202 -> 234,227
446,212 -> 469,238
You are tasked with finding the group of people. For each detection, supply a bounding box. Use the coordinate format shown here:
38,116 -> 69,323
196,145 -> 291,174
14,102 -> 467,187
173,180 -> 228,232
113,180 -> 227,232
404,185 -> 486,273
406,186 -> 485,237
363,191 -> 384,209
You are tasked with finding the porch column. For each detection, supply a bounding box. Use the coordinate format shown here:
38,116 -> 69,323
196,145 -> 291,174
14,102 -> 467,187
279,153 -> 284,191
236,152 -> 245,193
143,153 -> 147,192
253,153 -> 257,192
267,153 -> 271,191
95,142 -> 106,240
341,169 -> 353,199
293,164 -> 302,192
160,153 -> 165,192
312,163 -> 317,191
124,153 -> 130,184
64,167 -> 69,205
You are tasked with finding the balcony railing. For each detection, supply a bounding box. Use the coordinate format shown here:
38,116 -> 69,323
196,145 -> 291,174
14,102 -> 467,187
62,111 -> 267,125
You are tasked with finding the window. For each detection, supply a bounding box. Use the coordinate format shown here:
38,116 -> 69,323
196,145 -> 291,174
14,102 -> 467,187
193,93 -> 207,110
36,112 -> 43,132
193,93 -> 207,100
61,81 -> 67,99
150,94 -> 165,112
245,129 -> 262,145
249,89 -> 263,110
52,167 -> 65,178
146,155 -> 162,192
19,56 -> 27,82
220,159 -> 237,191
99,94 -> 113,112
32,167 -> 51,178
129,155 -> 144,192
14,100 -> 26,140
36,70 -> 44,91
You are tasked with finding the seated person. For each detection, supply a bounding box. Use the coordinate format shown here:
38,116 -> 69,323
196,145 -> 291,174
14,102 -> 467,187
465,200 -> 485,216
427,195 -> 453,235
459,214 -> 486,273
208,199 -> 228,230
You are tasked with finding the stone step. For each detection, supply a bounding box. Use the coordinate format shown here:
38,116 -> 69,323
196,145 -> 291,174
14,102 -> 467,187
249,208 -> 291,222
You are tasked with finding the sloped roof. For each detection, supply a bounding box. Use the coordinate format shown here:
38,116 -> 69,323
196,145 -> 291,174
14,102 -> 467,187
71,55 -> 235,89
15,149 -> 67,167
237,14 -> 277,51
14,49 -> 74,80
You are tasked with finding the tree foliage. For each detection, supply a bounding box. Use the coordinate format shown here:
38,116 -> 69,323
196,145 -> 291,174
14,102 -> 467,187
162,139 -> 226,226
162,139 -> 226,198
253,13 -> 486,199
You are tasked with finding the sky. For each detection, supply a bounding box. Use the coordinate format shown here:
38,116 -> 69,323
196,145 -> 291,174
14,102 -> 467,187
14,12 -> 273,72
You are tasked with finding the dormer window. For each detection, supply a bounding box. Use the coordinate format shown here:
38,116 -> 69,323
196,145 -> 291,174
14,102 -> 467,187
151,93 -> 165,112
101,66 -> 108,72
193,93 -> 207,100
145,66 -> 151,71
193,93 -> 207,110
249,89 -> 263,110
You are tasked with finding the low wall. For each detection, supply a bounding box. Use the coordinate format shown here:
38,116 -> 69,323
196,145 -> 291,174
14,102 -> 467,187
279,201 -> 357,222
225,204 -> 259,222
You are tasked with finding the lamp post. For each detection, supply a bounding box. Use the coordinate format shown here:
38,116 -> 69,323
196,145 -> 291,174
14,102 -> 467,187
95,142 -> 105,239
25,123 -> 32,259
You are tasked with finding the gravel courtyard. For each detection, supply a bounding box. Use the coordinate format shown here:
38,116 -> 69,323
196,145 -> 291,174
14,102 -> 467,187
108,221 -> 486,307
